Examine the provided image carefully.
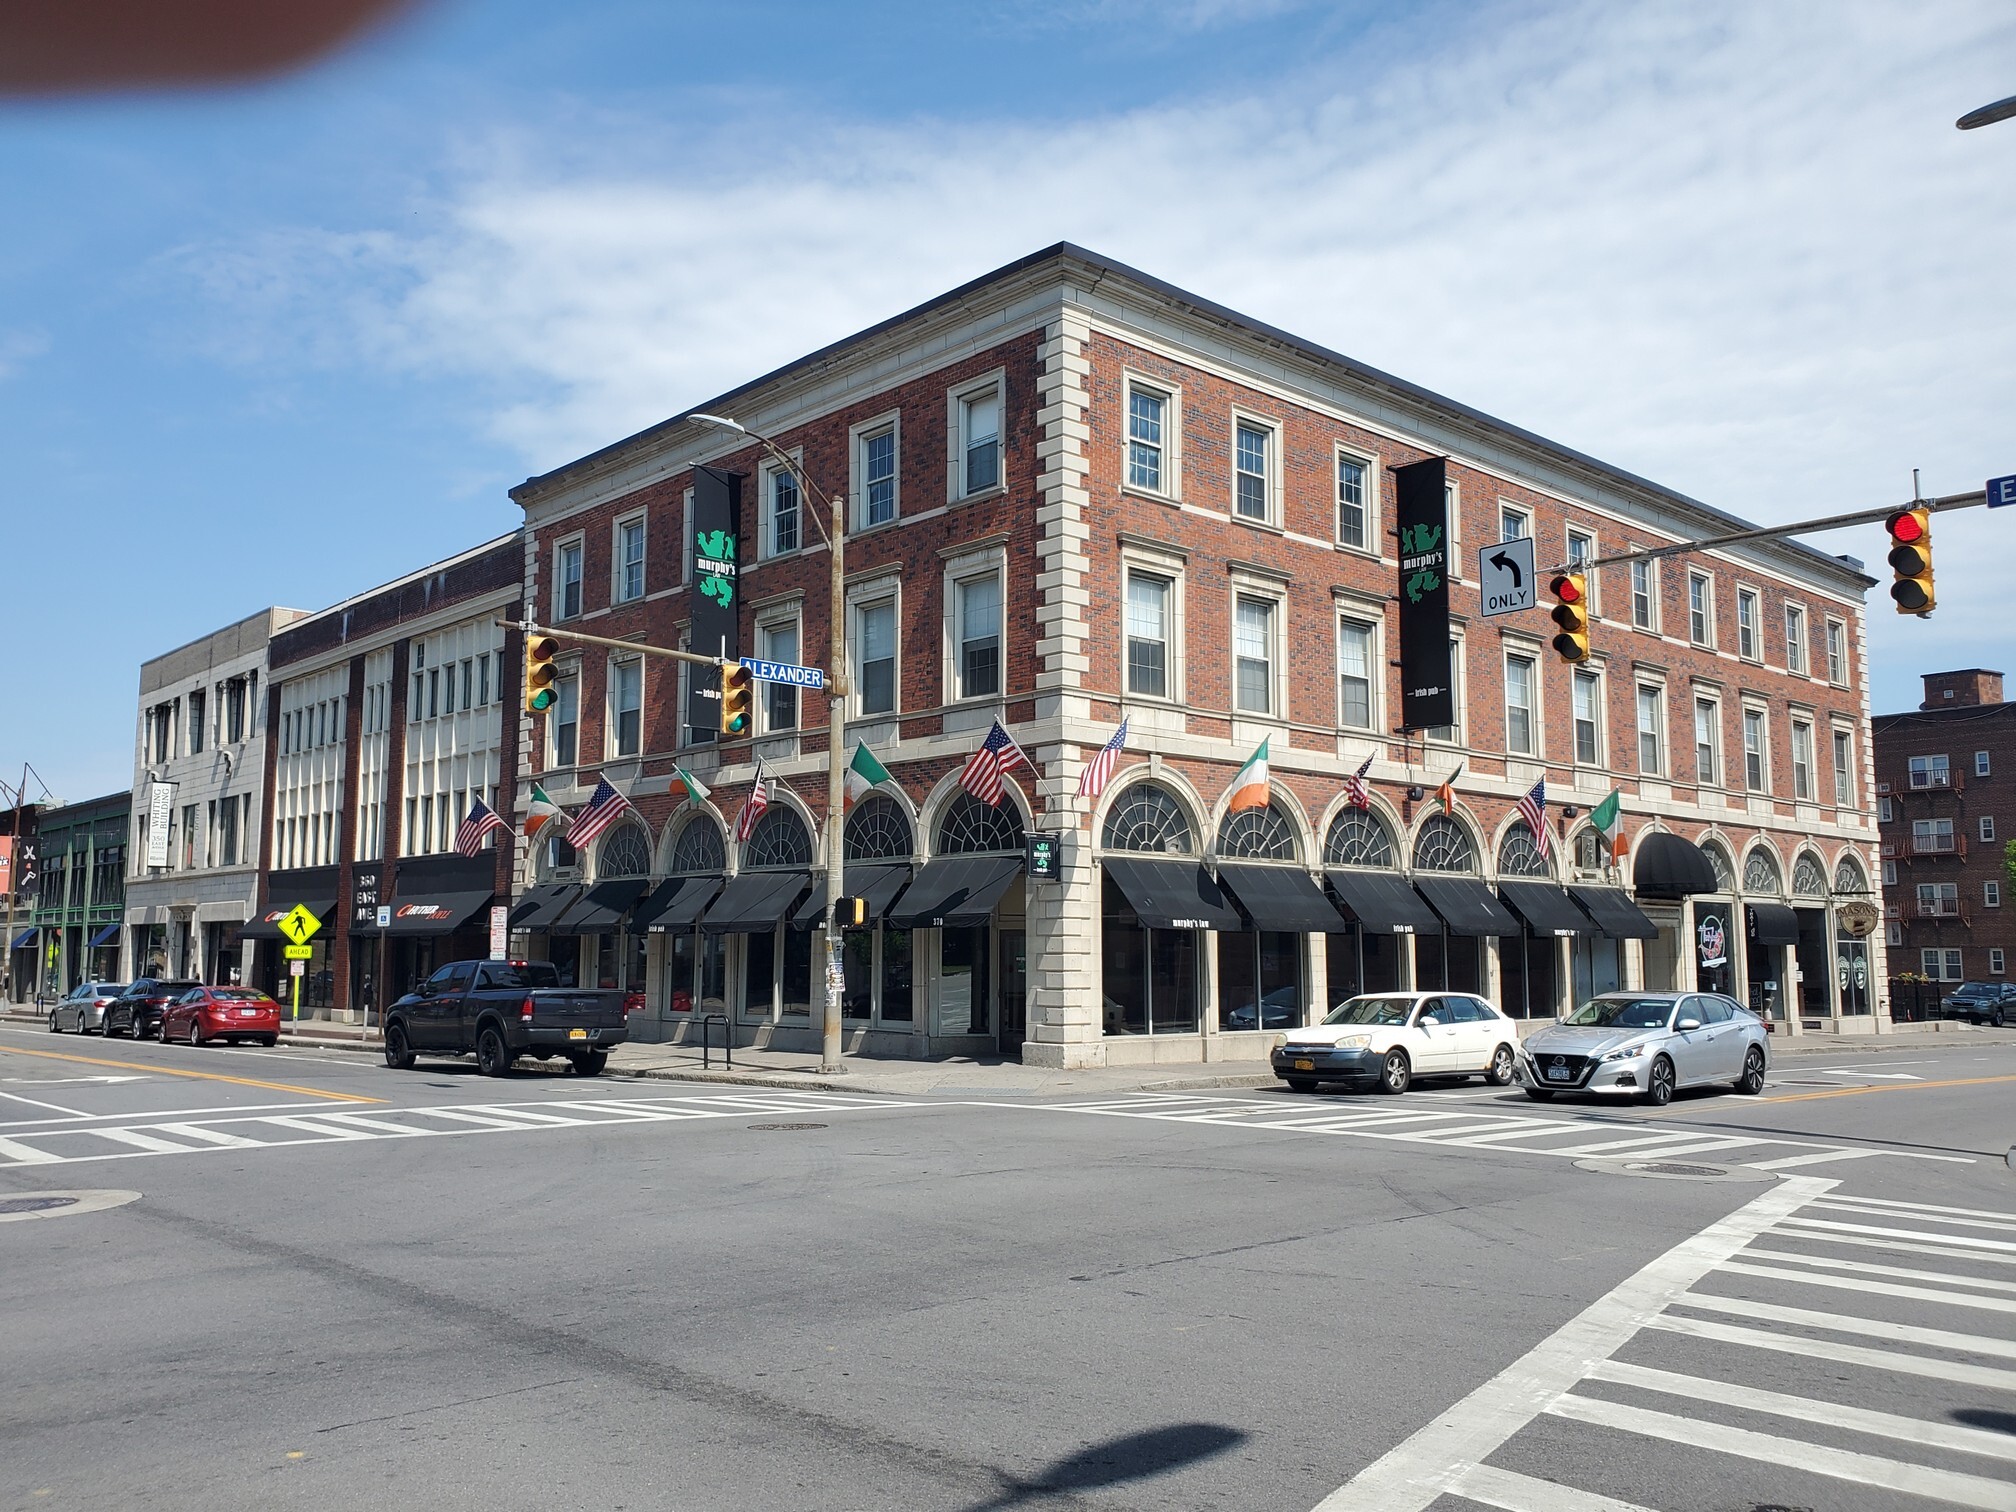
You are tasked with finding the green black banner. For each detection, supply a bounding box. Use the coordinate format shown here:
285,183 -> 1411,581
686,465 -> 742,741
1395,456 -> 1453,731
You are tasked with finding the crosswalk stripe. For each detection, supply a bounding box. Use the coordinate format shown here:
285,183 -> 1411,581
1748,1149 -> 1879,1170
256,1115 -> 375,1141
1767,1227 -> 2016,1267
1807,1193 -> 2016,1222
1444,1461 -> 1660,1511
1811,1199 -> 2016,1233
0,1135 -> 63,1163
1586,1358 -> 2016,1465
152,1122 -> 262,1148
1543,1391 -> 2016,1510
1741,1245 -> 2016,1295
1675,1291 -> 2016,1358
1647,1310 -> 2016,1390
90,1128 -> 203,1153
1719,1259 -> 2016,1315
1533,1129 -> 1750,1158
1779,1216 -> 2016,1253
420,1108 -> 562,1131
315,1112 -> 448,1137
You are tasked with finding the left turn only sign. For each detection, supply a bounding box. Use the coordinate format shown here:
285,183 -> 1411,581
276,905 -> 323,947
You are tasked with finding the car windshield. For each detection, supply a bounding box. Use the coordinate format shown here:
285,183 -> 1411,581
1324,995 -> 1417,1027
1564,998 -> 1674,1030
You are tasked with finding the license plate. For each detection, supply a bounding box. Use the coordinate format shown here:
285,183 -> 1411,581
1294,1058 -> 1315,1071
239,1008 -> 259,1017
1545,1066 -> 1572,1082
568,1028 -> 587,1041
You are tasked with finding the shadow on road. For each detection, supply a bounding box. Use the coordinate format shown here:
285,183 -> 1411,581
959,1423 -> 1247,1509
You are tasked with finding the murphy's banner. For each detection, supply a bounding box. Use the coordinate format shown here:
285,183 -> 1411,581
686,465 -> 743,741
1394,456 -> 1454,732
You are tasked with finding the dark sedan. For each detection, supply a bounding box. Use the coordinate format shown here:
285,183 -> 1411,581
104,979 -> 202,1039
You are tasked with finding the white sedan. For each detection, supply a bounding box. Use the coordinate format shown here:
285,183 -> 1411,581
1271,992 -> 1520,1095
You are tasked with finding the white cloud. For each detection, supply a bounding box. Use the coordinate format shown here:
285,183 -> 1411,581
224,0 -> 2016,707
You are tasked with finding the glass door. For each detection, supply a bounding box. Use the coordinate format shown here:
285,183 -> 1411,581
997,929 -> 1026,1054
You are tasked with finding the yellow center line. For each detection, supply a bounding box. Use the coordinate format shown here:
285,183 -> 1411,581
0,1044 -> 380,1104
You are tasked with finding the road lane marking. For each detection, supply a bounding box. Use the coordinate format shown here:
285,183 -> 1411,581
1748,1150 -> 1879,1170
1674,1292 -> 2016,1357
1443,1462 -> 1659,1512
1759,1072 -> 2016,1104
1811,1198 -> 2016,1232
1645,1311 -> 2016,1389
1820,1070 -> 1920,1080
152,1123 -> 263,1148
0,1089 -> 92,1119
1779,1215 -> 2016,1252
0,1135 -> 63,1164
90,1128 -> 205,1154
1760,1228 -> 2016,1267
1742,1246 -> 2016,1294
0,1100 -> 367,1130
0,1044 -> 378,1103
1813,1193 -> 2016,1222
1717,1259 -> 2016,1315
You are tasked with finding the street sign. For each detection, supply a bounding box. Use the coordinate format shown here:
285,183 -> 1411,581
289,959 -> 305,977
489,904 -> 508,961
283,943 -> 314,961
1479,537 -> 1537,617
376,904 -> 391,930
276,904 -> 323,946
740,656 -> 827,690
1989,474 -> 2016,509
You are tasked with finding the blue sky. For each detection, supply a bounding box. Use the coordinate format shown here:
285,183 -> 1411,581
5,0 -> 2013,803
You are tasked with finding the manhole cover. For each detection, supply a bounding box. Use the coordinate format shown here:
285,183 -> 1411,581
1573,1157 -> 1773,1184
0,1189 -> 142,1224
0,1196 -> 78,1215
747,1122 -> 827,1131
1632,1162 -> 1730,1177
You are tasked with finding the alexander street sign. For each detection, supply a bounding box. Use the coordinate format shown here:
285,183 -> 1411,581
740,657 -> 827,690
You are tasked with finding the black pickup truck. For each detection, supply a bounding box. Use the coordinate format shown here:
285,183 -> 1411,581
382,959 -> 629,1077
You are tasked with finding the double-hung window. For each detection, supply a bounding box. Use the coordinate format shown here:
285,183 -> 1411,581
551,676 -> 579,768
1337,453 -> 1370,549
189,691 -> 206,753
855,601 -> 896,715
767,468 -> 800,557
1694,698 -> 1720,786
1233,596 -> 1275,715
1790,718 -> 1814,799
961,388 -> 1000,495
1636,685 -> 1665,774
760,621 -> 799,732
1688,573 -> 1712,646
1572,669 -> 1601,765
610,660 -> 642,758
1909,754 -> 1951,789
1234,420 -> 1271,521
1500,505 -> 1528,542
1982,816 -> 1998,843
1918,884 -> 1958,918
1743,708 -> 1767,791
1784,604 -> 1807,674
1736,588 -> 1759,660
1987,881 -> 2003,909
1825,619 -> 1847,684
957,575 -> 1001,699
616,517 -> 645,603
557,541 -> 583,620
1832,729 -> 1854,806
1427,637 -> 1463,742
1338,618 -> 1375,730
1504,653 -> 1536,755
861,426 -> 897,527
1630,559 -> 1655,629
1126,572 -> 1171,698
1127,385 -> 1166,492
1976,750 -> 1992,777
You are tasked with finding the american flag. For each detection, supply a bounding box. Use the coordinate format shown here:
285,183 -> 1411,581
1344,753 -> 1375,811
736,761 -> 770,843
455,796 -> 509,857
959,720 -> 1031,807
1516,776 -> 1551,860
564,777 -> 636,852
1077,718 -> 1128,800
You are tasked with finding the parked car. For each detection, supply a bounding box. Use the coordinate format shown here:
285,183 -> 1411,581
48,981 -> 126,1035
160,986 -> 282,1047
1272,992 -> 1519,1094
382,959 -> 629,1077
1941,981 -> 2016,1027
1517,991 -> 1768,1106
1225,985 -> 1303,1031
103,979 -> 202,1039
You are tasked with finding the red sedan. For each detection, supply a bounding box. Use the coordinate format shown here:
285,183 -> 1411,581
160,987 -> 283,1047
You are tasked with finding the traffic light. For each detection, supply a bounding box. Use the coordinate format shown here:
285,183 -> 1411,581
524,633 -> 559,713
1549,572 -> 1591,663
834,895 -> 867,927
719,660 -> 753,735
1885,508 -> 1935,617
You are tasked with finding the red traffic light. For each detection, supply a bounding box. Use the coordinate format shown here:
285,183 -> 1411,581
1885,510 -> 1926,544
1548,574 -> 1583,604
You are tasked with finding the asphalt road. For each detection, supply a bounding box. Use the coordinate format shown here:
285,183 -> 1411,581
2,1023 -> 2012,1512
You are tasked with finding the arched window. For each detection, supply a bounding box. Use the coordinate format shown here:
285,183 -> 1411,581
743,807 -> 812,869
537,833 -> 578,879
1833,855 -> 1869,896
1216,802 -> 1297,862
1412,815 -> 1475,873
846,796 -> 913,862
1792,853 -> 1828,898
1701,841 -> 1735,893
1496,822 -> 1550,878
1101,783 -> 1193,855
1325,808 -> 1395,869
669,819 -> 724,875
597,823 -> 653,879
1743,847 -> 1782,895
937,792 -> 1026,855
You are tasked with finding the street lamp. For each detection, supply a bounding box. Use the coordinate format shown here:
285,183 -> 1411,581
1958,93 -> 2016,130
691,414 -> 848,1074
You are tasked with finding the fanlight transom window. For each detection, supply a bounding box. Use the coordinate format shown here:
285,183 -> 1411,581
1324,809 -> 1394,869
670,820 -> 725,875
1101,783 -> 1193,855
1743,847 -> 1783,895
937,792 -> 1026,855
1216,802 -> 1297,862
1412,816 -> 1475,873
744,808 -> 813,869
846,796 -> 913,862
1833,856 -> 1868,896
1496,823 -> 1550,878
1702,842 -> 1735,893
597,824 -> 653,880
1792,853 -> 1828,898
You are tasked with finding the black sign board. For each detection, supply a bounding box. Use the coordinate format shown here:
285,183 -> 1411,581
351,863 -> 382,916
685,465 -> 742,741
1026,833 -> 1060,882
1394,456 -> 1453,731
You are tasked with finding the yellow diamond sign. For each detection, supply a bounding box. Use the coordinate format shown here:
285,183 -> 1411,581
276,904 -> 323,947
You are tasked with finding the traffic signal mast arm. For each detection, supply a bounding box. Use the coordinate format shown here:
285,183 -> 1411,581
498,619 -> 762,670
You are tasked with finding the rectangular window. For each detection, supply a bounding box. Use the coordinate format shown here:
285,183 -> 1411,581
225,681 -> 246,743
1234,420 -> 1271,521
1743,708 -> 1767,791
1785,604 -> 1807,674
1636,685 -> 1665,775
217,793 -> 239,867
1880,795 -> 1894,823
861,426 -> 897,527
1987,880 -> 2003,908
610,661 -> 641,756
1233,596 -> 1275,715
617,517 -> 646,603
1126,386 -> 1165,492
442,666 -> 456,717
460,658 -> 473,711
477,654 -> 489,706
1790,719 -> 1814,799
1982,816 -> 1998,842
1882,860 -> 1895,887
180,804 -> 198,870
558,541 -> 583,620
1917,882 -> 1958,916
1573,669 -> 1601,766
962,388 -> 1001,495
1630,559 -> 1655,629
552,676 -> 579,768
1504,653 -> 1536,755
1499,505 -> 1528,542
1908,754 -> 1951,789
1694,699 -> 1720,786
1337,453 -> 1369,548
957,575 -> 1001,699
189,690 -> 206,754
1825,619 -> 1847,684
1913,817 -> 1955,853
856,600 -> 896,715
1993,948 -> 2007,975
1126,572 -> 1171,699
427,670 -> 439,720
1688,573 -> 1712,646
768,468 -> 800,556
1338,619 -> 1375,730
1977,750 -> 1993,777
1831,730 -> 1853,806
1736,588 -> 1759,660
1427,635 -> 1463,743
761,622 -> 799,732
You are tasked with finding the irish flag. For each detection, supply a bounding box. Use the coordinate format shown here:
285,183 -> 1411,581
1435,760 -> 1466,817
669,765 -> 711,808
523,782 -> 564,839
1226,739 -> 1271,813
845,741 -> 893,809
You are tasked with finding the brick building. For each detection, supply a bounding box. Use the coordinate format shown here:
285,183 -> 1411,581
253,534 -> 523,1020
1875,668 -> 2015,996
507,245 -> 1883,1065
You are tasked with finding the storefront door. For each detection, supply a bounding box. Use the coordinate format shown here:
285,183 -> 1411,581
935,926 -> 991,1037
1795,909 -> 1832,1016
997,929 -> 1026,1055
1837,938 -> 1871,1016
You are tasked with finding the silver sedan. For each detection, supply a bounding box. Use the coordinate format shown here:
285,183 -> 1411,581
1515,991 -> 1769,1106
48,981 -> 126,1035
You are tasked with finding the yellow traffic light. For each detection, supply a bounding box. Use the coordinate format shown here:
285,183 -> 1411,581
719,661 -> 753,736
1886,508 -> 1934,617
524,633 -> 559,714
1549,572 -> 1591,663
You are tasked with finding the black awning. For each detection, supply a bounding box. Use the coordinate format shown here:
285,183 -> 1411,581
792,864 -> 915,928
1325,870 -> 1441,934
702,871 -> 813,934
630,878 -> 685,931
1633,832 -> 1719,900
1569,886 -> 1660,940
241,900 -> 337,940
1414,876 -> 1524,937
1747,902 -> 1801,946
642,875 -> 725,931
385,891 -> 494,936
549,877 -> 651,936
1101,857 -> 1244,931
508,883 -> 583,932
1495,880 -> 1594,938
889,856 -> 1025,930
1216,863 -> 1349,933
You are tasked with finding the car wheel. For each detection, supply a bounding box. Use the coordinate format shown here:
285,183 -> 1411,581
1642,1055 -> 1676,1107
476,1026 -> 513,1078
1485,1044 -> 1516,1087
569,1050 -> 608,1077
48,1011 -> 61,1033
1523,1087 -> 1556,1102
259,1035 -> 278,1048
383,1022 -> 416,1071
1377,1049 -> 1411,1095
187,1020 -> 204,1047
1283,1078 -> 1319,1093
104,1014 -> 122,1038
1736,1045 -> 1766,1096
1993,1009 -> 2006,1029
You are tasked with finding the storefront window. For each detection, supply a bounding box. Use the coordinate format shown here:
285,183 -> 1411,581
1100,871 -> 1199,1035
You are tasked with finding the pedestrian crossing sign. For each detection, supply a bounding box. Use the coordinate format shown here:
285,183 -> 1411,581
277,905 -> 323,946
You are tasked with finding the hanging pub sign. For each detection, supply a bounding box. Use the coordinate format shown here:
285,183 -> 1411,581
1026,833 -> 1061,882
685,465 -> 743,741
1696,911 -> 1727,969
1394,456 -> 1453,731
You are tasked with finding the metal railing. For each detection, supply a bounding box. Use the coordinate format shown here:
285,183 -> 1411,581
698,1013 -> 733,1070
